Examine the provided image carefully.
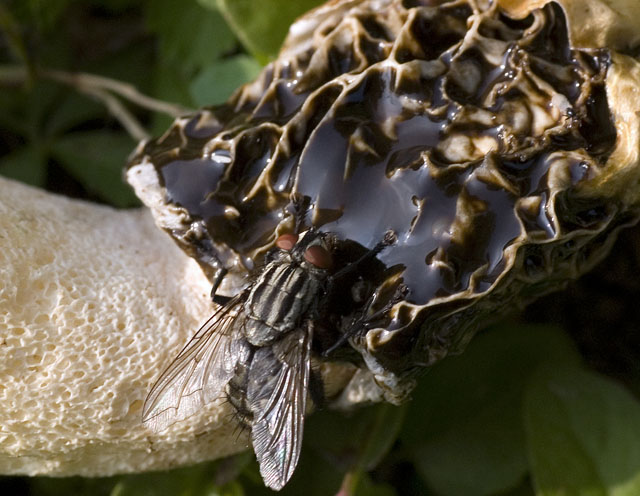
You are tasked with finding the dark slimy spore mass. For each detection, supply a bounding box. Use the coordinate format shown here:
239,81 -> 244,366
128,0 -> 624,378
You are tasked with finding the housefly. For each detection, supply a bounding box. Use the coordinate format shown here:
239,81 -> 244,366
142,226 -> 398,490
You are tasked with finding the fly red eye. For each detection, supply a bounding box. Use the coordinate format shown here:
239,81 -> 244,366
275,233 -> 298,251
304,245 -> 333,269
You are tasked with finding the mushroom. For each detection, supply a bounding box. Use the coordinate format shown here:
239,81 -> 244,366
1,0 -> 640,479
0,176 -> 240,475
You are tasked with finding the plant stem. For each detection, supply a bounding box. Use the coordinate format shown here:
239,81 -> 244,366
41,69 -> 192,117
0,65 -> 194,141
81,86 -> 150,142
336,470 -> 361,496
0,6 -> 31,72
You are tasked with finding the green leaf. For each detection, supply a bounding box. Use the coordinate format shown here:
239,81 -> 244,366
83,38 -> 156,97
28,476 -> 118,496
332,468 -> 399,496
211,0 -> 323,62
0,39 -> 74,139
44,91 -> 106,138
150,63 -> 195,135
357,403 -> 407,471
0,145 -> 47,187
412,397 -> 529,496
26,0 -> 70,30
496,480 -> 536,496
110,461 -> 225,496
0,86 -> 33,138
50,130 -> 139,207
354,473 -> 397,496
23,81 -> 65,141
0,3 -> 31,65
304,403 -> 406,472
189,55 -> 262,107
86,0 -> 142,13
145,0 -> 236,76
402,324 -> 582,496
215,481 -> 245,496
524,365 -> 640,496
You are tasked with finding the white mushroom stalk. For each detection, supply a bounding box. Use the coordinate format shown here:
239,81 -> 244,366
0,176 -> 243,475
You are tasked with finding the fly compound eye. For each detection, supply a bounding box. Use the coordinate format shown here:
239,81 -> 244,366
275,233 -> 299,251
303,245 -> 333,269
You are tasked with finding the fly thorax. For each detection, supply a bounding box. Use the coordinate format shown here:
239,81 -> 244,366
243,260 -> 324,347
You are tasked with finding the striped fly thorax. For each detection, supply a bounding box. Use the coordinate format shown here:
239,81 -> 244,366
242,250 -> 327,347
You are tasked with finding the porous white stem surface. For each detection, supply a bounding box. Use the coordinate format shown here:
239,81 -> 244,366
0,176 -> 246,476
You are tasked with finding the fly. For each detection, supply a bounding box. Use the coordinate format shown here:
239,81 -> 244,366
142,224 -> 399,490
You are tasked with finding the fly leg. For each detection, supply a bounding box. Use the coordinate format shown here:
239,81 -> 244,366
289,193 -> 311,232
324,283 -> 409,357
327,283 -> 413,404
210,267 -> 231,306
349,284 -> 414,405
331,230 -> 397,280
322,230 -> 400,357
181,219 -> 232,305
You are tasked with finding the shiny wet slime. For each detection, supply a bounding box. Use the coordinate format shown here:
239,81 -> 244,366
128,1 -> 631,404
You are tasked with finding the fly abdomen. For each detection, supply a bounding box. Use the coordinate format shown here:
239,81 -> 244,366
244,261 -> 321,346
225,338 -> 292,427
246,346 -> 286,415
225,338 -> 254,427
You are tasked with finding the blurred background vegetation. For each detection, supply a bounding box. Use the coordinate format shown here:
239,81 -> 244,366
1,0 -> 640,495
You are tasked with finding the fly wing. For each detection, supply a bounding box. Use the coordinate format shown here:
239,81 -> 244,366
247,325 -> 313,490
142,294 -> 245,432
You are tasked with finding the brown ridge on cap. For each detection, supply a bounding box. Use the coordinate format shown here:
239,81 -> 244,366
498,0 -> 640,52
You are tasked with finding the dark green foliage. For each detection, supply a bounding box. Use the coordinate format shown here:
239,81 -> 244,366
0,0 -> 266,204
204,0 -> 323,64
525,366 -> 640,495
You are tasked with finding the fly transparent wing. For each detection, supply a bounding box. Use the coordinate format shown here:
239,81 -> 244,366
142,295 -> 245,432
248,325 -> 313,490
